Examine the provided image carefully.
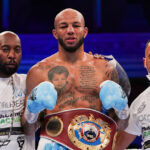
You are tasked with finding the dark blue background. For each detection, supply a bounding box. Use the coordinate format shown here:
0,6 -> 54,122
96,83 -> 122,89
18,33 -> 148,78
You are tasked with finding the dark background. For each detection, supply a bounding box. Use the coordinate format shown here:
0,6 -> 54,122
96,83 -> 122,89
1,0 -> 150,33
1,0 -> 150,148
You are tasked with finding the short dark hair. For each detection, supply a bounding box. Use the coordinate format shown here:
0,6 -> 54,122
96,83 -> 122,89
48,66 -> 69,81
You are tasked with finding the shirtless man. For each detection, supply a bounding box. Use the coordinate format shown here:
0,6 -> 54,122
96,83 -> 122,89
22,8 -> 129,150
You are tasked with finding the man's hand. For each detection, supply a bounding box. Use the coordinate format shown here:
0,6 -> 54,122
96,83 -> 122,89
99,80 -> 129,119
27,81 -> 57,113
24,81 -> 57,124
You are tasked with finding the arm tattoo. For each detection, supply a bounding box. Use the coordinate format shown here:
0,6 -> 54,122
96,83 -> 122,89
105,64 -> 119,83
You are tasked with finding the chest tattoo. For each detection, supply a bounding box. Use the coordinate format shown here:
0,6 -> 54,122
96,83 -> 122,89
80,66 -> 97,89
48,66 -> 69,93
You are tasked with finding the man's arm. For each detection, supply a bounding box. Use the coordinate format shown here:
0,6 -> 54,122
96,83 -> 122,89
102,61 -> 130,130
22,64 -> 58,135
112,130 -> 136,150
22,65 -> 42,135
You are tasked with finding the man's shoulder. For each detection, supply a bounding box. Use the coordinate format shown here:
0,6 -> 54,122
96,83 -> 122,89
14,73 -> 27,80
131,86 -> 150,108
13,73 -> 27,87
28,54 -> 58,76
87,53 -> 118,78
140,86 -> 150,100
32,54 -> 57,67
87,53 -> 108,67
88,53 -> 112,61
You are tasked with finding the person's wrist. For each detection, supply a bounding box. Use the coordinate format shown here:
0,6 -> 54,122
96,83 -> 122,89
115,105 -> 129,120
24,108 -> 39,124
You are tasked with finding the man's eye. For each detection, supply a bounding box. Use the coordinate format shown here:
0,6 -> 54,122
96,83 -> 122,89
2,48 -> 9,52
73,25 -> 80,28
15,48 -> 21,53
60,26 -> 67,29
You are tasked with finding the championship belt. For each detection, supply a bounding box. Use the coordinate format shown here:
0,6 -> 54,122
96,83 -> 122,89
40,108 -> 117,150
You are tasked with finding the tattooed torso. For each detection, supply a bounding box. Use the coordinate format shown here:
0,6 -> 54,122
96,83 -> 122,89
27,53 -> 118,114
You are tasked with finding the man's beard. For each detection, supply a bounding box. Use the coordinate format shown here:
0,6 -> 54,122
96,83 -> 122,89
58,37 -> 84,53
0,61 -> 19,76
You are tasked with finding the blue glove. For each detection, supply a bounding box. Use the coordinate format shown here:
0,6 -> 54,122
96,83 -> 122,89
44,142 -> 68,150
27,81 -> 57,113
99,80 -> 128,111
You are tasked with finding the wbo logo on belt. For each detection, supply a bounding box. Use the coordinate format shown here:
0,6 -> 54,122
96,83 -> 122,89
68,114 -> 111,150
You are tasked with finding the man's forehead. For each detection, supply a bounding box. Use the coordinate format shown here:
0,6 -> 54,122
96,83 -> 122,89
1,33 -> 19,39
58,20 -> 82,25
55,10 -> 84,26
0,35 -> 21,46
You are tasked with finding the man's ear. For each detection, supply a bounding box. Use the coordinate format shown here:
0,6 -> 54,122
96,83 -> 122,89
84,27 -> 88,38
143,57 -> 146,68
52,29 -> 58,39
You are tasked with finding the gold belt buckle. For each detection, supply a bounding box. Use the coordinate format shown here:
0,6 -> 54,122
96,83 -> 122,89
68,114 -> 111,150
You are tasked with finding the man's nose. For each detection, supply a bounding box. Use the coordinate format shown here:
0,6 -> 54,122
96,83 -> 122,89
67,25 -> 74,34
8,50 -> 16,58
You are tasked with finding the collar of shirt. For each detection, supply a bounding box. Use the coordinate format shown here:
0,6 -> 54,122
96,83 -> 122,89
146,73 -> 150,81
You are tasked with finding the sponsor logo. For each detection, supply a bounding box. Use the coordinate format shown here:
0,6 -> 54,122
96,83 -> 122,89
17,136 -> 25,150
137,114 -> 150,126
137,101 -> 146,114
68,114 -> 111,150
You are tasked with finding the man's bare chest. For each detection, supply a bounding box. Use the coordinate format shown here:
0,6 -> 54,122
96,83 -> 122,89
45,64 -> 105,94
